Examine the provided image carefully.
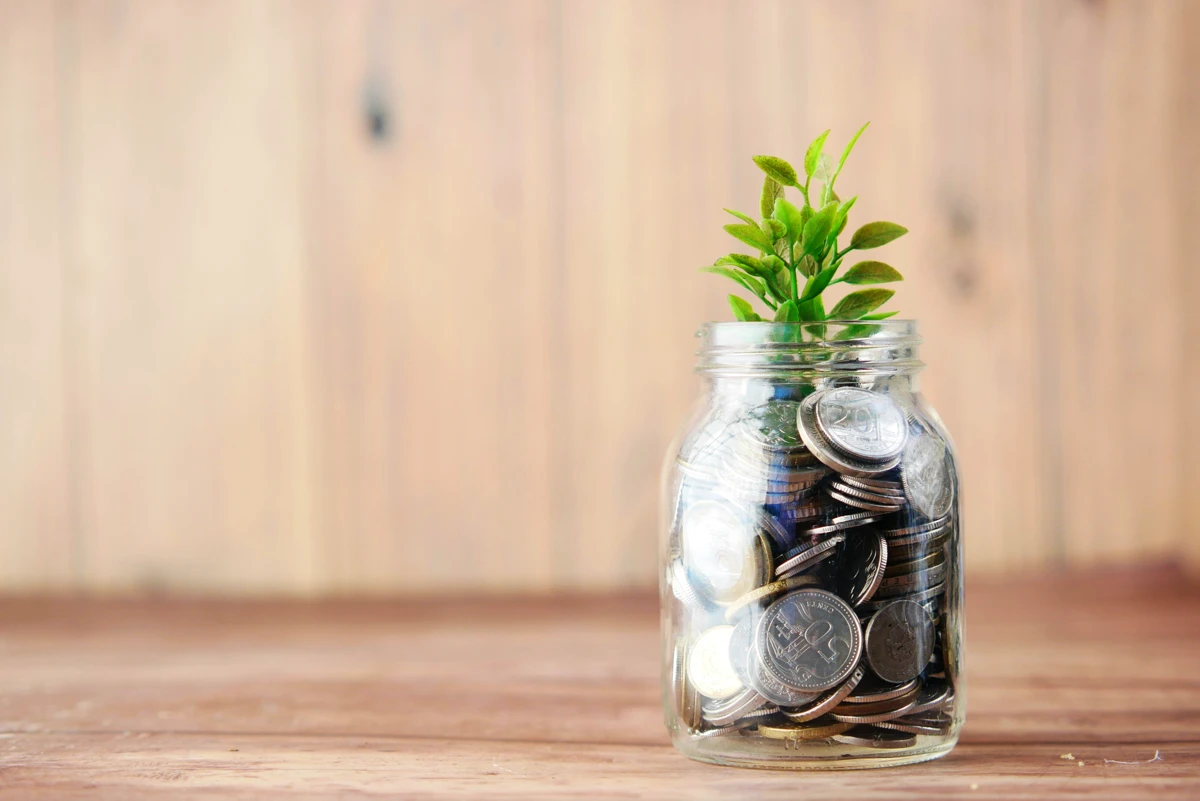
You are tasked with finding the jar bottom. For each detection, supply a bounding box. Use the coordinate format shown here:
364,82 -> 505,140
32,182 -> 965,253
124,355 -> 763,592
673,732 -> 959,771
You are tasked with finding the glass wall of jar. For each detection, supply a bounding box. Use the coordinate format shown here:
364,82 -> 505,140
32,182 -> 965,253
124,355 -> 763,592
661,321 -> 963,769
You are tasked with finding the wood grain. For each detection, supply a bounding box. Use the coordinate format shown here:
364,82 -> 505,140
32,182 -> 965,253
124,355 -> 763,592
0,570 -> 1197,798
0,0 -> 1197,592
0,1 -> 72,589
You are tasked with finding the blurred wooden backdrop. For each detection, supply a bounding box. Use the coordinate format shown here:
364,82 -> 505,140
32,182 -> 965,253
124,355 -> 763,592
0,0 -> 1197,594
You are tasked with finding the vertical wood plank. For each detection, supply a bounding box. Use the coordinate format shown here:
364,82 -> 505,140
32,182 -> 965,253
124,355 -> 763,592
306,0 -> 561,592
1032,0 -> 1184,568
66,1 -> 317,592
1172,0 -> 1200,574
0,2 -> 73,589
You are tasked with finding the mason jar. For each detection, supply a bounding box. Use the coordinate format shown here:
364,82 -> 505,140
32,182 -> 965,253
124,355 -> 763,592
661,320 -> 963,769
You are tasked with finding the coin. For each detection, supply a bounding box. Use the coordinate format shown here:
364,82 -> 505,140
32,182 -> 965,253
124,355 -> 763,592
737,401 -> 806,450
828,479 -> 907,506
842,676 -> 920,704
901,433 -> 954,520
670,560 -> 707,610
825,487 -> 905,513
838,533 -> 888,607
874,711 -> 953,735
775,534 -> 845,578
908,679 -> 953,716
745,643 -> 822,706
797,393 -> 902,477
882,516 -> 950,539
674,637 -> 702,731
726,614 -> 758,686
782,666 -> 865,723
815,388 -> 908,462
681,500 -> 764,604
864,600 -> 936,684
701,686 -> 769,727
804,511 -> 882,536
688,626 -> 745,700
873,562 -> 947,598
756,589 -> 863,692
758,719 -> 852,741
833,726 -> 918,749
884,549 -> 945,578
831,684 -> 919,717
724,574 -> 823,623
842,475 -> 906,495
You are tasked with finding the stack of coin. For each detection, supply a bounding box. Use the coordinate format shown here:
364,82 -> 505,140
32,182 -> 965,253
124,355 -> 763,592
667,386 -> 958,749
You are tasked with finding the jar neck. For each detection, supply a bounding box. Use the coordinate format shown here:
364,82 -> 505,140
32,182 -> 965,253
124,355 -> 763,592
695,321 -> 923,396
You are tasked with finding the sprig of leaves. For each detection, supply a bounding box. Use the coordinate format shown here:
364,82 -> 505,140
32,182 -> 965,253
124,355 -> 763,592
701,124 -> 908,325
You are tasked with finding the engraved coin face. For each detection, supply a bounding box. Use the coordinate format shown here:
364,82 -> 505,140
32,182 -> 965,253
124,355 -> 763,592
901,434 -> 955,521
756,589 -> 863,692
681,500 -> 762,604
688,625 -> 745,700
864,600 -> 936,684
815,388 -> 908,462
797,394 -> 901,477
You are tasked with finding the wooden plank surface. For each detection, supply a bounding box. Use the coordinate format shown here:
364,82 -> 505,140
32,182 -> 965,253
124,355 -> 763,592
0,2 -> 72,590
0,569 -> 1197,798
0,0 -> 1198,593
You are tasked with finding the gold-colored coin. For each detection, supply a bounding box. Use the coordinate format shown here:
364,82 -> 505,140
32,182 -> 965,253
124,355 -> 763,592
723,574 -> 823,623
757,719 -> 852,741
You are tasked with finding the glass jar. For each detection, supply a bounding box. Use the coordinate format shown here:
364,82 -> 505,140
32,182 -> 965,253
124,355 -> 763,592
661,321 -> 963,769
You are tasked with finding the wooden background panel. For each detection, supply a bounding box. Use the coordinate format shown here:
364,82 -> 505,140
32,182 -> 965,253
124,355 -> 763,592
305,0 -> 561,593
0,1 -> 73,589
0,0 -> 1196,593
65,1 -> 317,592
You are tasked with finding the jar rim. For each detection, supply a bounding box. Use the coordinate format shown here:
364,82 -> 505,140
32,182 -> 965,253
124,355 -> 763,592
695,320 -> 923,377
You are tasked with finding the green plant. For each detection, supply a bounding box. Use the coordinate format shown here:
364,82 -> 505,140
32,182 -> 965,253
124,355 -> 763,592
702,123 -> 907,325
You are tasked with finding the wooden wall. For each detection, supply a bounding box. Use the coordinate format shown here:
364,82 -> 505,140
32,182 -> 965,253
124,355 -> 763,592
0,0 -> 1196,595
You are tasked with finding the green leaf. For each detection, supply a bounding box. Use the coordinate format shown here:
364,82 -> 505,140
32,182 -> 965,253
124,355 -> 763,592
774,300 -> 800,323
833,323 -> 882,341
724,223 -> 773,252
700,266 -> 769,304
832,195 -> 858,238
828,288 -> 894,320
728,294 -> 761,322
800,264 -> 839,302
724,208 -> 758,226
849,221 -> 909,250
717,253 -> 763,273
804,130 -> 830,178
801,201 -> 839,257
760,177 -> 785,219
752,155 -> 799,187
797,254 -> 819,279
762,218 -> 787,241
862,310 -> 899,320
773,198 -> 806,246
842,261 -> 904,284
830,122 -> 869,188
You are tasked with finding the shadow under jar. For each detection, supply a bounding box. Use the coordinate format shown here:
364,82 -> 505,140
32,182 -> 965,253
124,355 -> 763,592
661,321 -> 963,769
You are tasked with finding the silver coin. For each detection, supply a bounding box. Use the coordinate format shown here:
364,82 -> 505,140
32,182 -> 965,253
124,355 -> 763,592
882,517 -> 950,539
874,562 -> 947,599
864,600 -> 936,684
744,642 -> 822,706
829,693 -> 918,724
701,686 -> 769,726
825,486 -> 905,513
908,679 -> 953,716
901,434 -> 954,520
804,512 -> 882,536
842,676 -> 919,704
873,712 -> 953,736
781,665 -> 865,722
797,393 -> 902,477
832,478 -> 906,502
839,533 -> 889,607
756,589 -> 863,692
775,535 -> 845,578
680,500 -> 763,604
834,726 -> 918,749
842,475 -> 905,494
688,625 -> 745,700
884,549 -> 946,578
815,388 -> 908,462
737,401 -> 806,450
670,560 -> 707,610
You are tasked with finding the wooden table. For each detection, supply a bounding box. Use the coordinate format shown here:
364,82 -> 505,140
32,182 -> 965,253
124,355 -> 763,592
1,568 -> 1197,799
